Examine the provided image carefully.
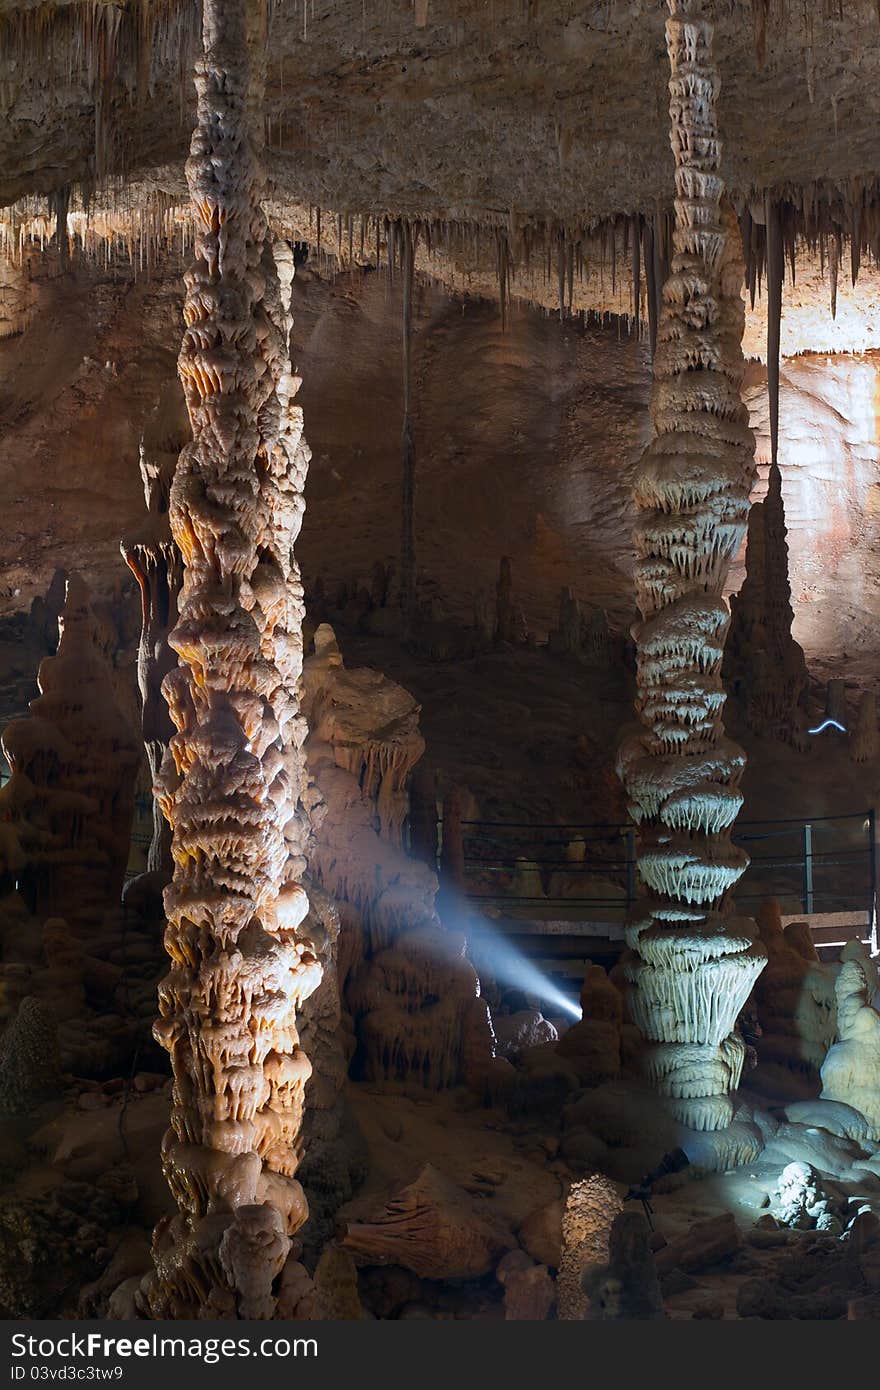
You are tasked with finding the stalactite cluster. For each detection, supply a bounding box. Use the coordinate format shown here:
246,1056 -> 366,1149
617,0 -> 767,1138
736,189 -> 880,327
9,176 -> 880,351
0,0 -> 201,183
140,0 -> 320,1319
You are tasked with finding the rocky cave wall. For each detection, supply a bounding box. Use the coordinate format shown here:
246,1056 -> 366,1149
2,247 -> 880,683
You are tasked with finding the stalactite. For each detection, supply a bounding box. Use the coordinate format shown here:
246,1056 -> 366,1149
632,215 -> 642,338
765,196 -> 784,468
829,231 -> 840,318
139,0 -> 321,1320
9,171 -> 880,345
616,0 -> 766,1146
643,218 -> 659,356
0,0 -> 200,186
51,185 -> 70,269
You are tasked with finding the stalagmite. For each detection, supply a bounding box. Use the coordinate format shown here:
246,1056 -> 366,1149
139,0 -> 321,1319
724,459 -> 809,746
556,1175 -> 623,1321
616,0 -> 766,1142
750,900 -> 836,1099
581,1211 -> 665,1321
820,942 -> 880,1141
850,692 -> 878,763
726,183 -> 809,748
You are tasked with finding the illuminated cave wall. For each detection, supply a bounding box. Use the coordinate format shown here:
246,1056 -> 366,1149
1,252 -> 879,679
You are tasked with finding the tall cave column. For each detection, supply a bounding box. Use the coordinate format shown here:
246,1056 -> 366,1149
617,0 -> 766,1136
143,0 -> 320,1318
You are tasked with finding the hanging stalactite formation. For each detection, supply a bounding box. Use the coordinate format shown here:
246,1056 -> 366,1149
9,177 -> 880,354
138,0 -> 321,1320
616,0 -> 767,1142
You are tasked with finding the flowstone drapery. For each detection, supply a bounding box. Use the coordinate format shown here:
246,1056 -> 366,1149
617,0 -> 766,1138
140,0 -> 321,1319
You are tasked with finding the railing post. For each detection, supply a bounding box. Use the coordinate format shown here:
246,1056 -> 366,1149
625,827 -> 636,910
802,821 -> 814,915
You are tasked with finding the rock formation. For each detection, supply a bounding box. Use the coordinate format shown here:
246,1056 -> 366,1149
724,460 -> 809,746
616,0 -> 766,1144
294,880 -> 364,1258
0,575 -> 140,933
850,692 -> 878,764
139,0 -> 321,1319
121,404 -> 188,886
820,941 -> 880,1141
773,1161 -> 842,1233
750,900 -> 836,1098
581,1209 -> 665,1320
304,624 -> 424,853
342,1164 -> 515,1281
28,569 -> 68,658
496,1249 -> 555,1321
0,996 -> 63,1115
38,918 -> 86,1024
492,556 -> 527,647
494,1009 -> 559,1060
312,1242 -> 364,1320
555,964 -> 624,1086
548,588 -> 614,665
303,625 -> 496,1091
556,1174 -> 623,1321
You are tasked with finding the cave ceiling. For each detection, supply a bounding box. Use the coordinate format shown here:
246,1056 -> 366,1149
1,0 -> 879,227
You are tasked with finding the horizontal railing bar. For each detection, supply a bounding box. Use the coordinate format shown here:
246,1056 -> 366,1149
459,810 -> 872,832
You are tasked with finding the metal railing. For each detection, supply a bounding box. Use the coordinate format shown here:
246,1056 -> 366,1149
445,808 -> 876,923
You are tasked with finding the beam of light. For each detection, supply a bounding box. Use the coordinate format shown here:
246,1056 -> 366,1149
807,718 -> 847,735
439,890 -> 583,1020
